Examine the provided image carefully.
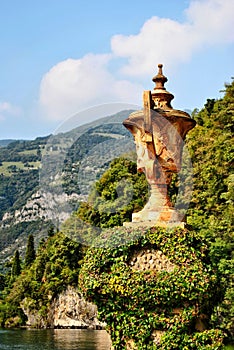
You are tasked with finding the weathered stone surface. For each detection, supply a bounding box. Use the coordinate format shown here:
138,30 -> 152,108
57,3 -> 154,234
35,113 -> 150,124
1,191 -> 83,228
21,286 -> 106,329
123,64 -> 196,227
51,286 -> 106,329
123,218 -> 185,229
129,248 -> 176,272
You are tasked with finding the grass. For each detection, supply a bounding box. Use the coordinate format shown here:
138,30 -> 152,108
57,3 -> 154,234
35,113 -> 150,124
0,161 -> 40,176
18,149 -> 38,155
92,131 -> 125,139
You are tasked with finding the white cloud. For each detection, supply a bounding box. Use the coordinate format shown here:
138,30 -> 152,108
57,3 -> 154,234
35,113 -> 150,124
39,53 -> 142,121
39,0 -> 234,121
0,101 -> 21,121
185,0 -> 234,44
111,0 -> 234,76
111,17 -> 194,76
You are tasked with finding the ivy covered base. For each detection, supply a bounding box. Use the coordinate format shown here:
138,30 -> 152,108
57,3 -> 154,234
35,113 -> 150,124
79,226 -> 225,349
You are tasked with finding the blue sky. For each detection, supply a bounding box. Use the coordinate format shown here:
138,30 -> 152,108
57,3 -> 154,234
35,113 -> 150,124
0,0 -> 233,139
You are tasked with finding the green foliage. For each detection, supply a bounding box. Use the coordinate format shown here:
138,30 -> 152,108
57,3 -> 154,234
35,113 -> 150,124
187,80 -> 233,229
24,234 -> 36,267
0,220 -> 52,262
47,225 -> 56,237
0,273 -> 5,291
74,157 -> 148,228
79,226 -> 225,349
11,250 -> 21,278
61,157 -> 149,247
186,79 -> 234,340
0,170 -> 39,220
1,232 -> 83,327
62,132 -> 110,195
0,300 -> 27,327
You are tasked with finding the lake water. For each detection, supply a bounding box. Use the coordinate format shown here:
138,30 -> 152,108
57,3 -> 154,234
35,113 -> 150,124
0,328 -> 112,349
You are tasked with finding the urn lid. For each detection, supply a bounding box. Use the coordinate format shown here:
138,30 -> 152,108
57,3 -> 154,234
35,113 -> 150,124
151,64 -> 174,109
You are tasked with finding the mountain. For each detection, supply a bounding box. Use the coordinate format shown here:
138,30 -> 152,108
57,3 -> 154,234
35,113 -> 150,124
0,110 -> 135,264
0,139 -> 19,147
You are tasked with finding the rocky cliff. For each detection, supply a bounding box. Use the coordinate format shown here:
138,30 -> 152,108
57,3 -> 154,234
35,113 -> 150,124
1,191 -> 84,228
21,286 -> 106,329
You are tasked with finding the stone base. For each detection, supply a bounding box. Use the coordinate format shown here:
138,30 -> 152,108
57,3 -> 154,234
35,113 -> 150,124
123,207 -> 185,229
123,220 -> 185,229
133,207 -> 182,222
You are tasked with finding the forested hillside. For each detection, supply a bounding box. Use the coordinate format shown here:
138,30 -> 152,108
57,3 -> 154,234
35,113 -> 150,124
0,139 -> 17,147
0,110 -> 133,263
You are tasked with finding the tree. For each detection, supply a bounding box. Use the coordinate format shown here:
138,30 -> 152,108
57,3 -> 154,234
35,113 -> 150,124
0,273 -> 5,291
25,234 -> 36,267
3,232 -> 83,327
76,157 -> 149,228
186,79 -> 234,340
11,250 -> 21,277
204,98 -> 215,115
47,225 -> 55,237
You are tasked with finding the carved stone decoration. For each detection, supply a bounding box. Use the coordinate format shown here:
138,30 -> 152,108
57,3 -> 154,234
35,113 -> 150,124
123,64 -> 196,227
128,248 -> 176,272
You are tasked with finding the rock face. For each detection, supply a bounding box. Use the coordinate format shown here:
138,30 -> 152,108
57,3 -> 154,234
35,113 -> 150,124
1,191 -> 83,228
21,286 -> 105,329
51,286 -> 105,329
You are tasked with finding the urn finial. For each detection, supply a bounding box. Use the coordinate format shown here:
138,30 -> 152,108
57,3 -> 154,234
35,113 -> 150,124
152,64 -> 168,90
151,64 -> 174,109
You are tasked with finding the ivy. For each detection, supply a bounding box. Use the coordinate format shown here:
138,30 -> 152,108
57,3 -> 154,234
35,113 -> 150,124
79,226 -> 225,349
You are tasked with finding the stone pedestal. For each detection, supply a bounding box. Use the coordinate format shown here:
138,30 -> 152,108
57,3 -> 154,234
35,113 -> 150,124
123,218 -> 185,229
123,184 -> 185,228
